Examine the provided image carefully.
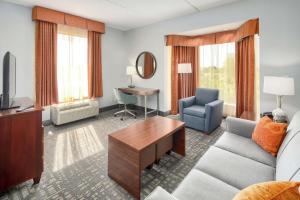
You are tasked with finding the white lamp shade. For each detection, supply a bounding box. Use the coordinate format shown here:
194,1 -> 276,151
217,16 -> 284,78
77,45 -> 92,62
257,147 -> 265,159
263,76 -> 295,96
178,63 -> 192,74
126,66 -> 136,75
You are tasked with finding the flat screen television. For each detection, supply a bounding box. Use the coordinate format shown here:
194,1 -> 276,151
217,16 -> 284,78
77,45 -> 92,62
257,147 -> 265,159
0,51 -> 17,109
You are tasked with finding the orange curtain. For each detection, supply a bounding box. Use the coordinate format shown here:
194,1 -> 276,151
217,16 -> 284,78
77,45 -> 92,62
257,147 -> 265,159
88,31 -> 103,98
144,52 -> 154,78
235,36 -> 255,117
35,21 -> 58,107
171,46 -> 199,114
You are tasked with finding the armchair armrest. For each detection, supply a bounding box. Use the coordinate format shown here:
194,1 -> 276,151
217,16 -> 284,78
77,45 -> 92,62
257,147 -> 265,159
179,96 -> 195,121
205,99 -> 224,108
179,96 -> 195,108
205,100 -> 224,133
145,187 -> 178,200
226,117 -> 257,138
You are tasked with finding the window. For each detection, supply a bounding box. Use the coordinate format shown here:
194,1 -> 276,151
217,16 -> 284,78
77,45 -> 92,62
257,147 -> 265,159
57,25 -> 88,102
199,43 -> 236,116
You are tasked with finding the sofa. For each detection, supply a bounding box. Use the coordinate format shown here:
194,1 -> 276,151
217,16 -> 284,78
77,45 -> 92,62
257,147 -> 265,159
179,88 -> 223,133
50,99 -> 99,125
146,111 -> 300,200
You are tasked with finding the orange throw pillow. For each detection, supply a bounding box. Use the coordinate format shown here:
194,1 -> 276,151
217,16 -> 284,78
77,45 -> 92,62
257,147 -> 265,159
252,116 -> 287,156
233,181 -> 300,200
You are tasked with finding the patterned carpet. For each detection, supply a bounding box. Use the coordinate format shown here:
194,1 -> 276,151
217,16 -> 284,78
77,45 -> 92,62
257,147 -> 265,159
0,109 -> 224,200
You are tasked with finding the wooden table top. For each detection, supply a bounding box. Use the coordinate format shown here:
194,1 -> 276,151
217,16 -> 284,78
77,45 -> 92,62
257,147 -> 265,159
118,87 -> 159,96
109,116 -> 185,151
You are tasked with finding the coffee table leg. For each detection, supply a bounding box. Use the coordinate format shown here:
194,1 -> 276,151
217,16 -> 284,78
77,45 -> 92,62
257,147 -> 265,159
108,137 -> 141,199
155,159 -> 160,165
146,163 -> 154,169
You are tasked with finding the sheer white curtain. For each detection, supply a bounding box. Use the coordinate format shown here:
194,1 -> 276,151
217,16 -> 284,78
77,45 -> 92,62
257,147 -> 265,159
57,25 -> 88,102
199,43 -> 236,116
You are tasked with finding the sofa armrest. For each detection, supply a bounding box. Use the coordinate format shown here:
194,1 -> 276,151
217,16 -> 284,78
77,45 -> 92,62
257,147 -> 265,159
205,100 -> 224,133
226,117 -> 257,138
145,187 -> 178,200
179,96 -> 195,120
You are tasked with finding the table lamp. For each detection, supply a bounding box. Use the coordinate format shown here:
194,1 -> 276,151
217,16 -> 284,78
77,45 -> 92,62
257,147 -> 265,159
178,63 -> 192,74
263,76 -> 295,121
126,66 -> 136,88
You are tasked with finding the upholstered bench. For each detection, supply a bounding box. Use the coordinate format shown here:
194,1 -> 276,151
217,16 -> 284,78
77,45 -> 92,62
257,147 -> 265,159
50,100 -> 99,125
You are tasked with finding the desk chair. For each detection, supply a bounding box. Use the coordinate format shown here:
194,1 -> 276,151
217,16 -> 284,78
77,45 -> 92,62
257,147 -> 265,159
113,88 -> 138,120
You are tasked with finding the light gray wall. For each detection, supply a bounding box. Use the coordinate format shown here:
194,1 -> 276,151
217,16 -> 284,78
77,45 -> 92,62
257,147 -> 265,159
1,0 -> 300,120
101,27 -> 127,107
124,0 -> 300,118
0,1 -> 126,120
0,1 -> 35,100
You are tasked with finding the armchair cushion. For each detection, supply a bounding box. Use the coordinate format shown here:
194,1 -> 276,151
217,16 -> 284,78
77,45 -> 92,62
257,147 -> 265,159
183,105 -> 206,118
195,88 -> 219,106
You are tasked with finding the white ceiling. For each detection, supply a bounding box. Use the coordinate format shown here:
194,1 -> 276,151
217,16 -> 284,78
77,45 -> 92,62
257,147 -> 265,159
5,0 -> 242,30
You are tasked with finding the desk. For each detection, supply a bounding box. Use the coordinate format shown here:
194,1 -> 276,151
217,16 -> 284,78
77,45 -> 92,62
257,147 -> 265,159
119,87 -> 159,119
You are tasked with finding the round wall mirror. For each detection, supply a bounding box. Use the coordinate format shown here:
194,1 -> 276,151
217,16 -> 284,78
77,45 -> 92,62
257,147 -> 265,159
135,51 -> 157,79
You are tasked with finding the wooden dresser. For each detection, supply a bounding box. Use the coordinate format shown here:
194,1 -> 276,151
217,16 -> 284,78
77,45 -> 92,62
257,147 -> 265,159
0,98 -> 44,192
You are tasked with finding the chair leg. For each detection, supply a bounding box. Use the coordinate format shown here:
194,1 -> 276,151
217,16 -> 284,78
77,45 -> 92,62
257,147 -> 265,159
128,109 -> 137,115
124,105 -> 127,119
114,110 -> 125,116
126,110 -> 136,117
116,104 -> 137,120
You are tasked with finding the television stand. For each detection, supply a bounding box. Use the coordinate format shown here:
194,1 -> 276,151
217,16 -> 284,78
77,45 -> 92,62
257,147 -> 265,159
0,97 -> 44,192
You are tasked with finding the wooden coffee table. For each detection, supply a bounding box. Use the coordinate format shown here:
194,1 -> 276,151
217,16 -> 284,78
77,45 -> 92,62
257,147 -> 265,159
108,116 -> 185,199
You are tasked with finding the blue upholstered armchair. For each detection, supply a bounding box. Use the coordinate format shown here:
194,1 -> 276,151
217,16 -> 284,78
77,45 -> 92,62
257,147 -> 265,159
179,88 -> 224,133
